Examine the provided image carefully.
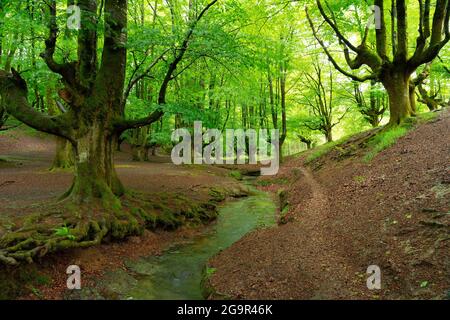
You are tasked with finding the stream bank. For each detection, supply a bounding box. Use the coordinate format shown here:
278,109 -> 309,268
62,186 -> 277,300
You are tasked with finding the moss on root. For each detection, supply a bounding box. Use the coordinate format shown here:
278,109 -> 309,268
0,187 -> 245,266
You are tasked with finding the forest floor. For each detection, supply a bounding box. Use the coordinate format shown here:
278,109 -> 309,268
207,110 -> 450,300
0,128 -> 247,299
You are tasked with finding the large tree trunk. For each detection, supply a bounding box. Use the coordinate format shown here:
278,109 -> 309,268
132,145 -> 149,161
58,0 -> 128,204
46,88 -> 73,170
297,134 -> 312,150
383,71 -> 413,126
369,110 -> 381,128
65,123 -> 124,204
0,105 -> 7,129
130,126 -> 150,161
51,137 -> 74,170
325,129 -> 333,143
279,73 -> 287,151
368,83 -> 379,128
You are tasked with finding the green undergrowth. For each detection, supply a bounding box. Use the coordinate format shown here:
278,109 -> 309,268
362,113 -> 437,162
416,111 -> 439,123
124,191 -> 220,230
229,170 -> 243,181
201,264 -> 231,300
257,177 -> 289,186
363,125 -> 410,162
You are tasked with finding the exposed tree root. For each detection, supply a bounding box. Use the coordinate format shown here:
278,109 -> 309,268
0,187 -> 245,266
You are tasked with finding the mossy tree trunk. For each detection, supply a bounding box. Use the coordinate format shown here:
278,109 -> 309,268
51,137 -> 74,170
325,129 -> 333,143
409,82 -> 417,116
46,87 -> 74,170
131,126 -> 150,162
417,84 -> 440,111
59,0 -> 127,202
297,134 -> 312,150
382,69 -> 414,126
0,105 -> 8,130
66,123 -> 124,204
132,146 -> 150,161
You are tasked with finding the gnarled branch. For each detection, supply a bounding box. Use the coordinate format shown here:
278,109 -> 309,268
305,7 -> 377,83
0,69 -> 73,140
40,0 -> 78,87
114,0 -> 219,132
409,0 -> 450,69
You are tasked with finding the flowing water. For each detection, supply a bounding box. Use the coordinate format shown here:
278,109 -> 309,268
93,188 -> 276,300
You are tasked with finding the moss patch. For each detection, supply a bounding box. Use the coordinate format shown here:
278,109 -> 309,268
0,264 -> 51,299
362,112 -> 439,163
200,264 -> 231,300
229,170 -> 243,181
257,177 -> 289,187
363,125 -> 410,162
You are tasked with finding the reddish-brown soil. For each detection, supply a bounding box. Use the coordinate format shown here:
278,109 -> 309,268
0,128 -> 241,300
208,111 -> 449,300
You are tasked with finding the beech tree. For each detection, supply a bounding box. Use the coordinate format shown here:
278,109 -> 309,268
300,61 -> 348,142
306,0 -> 450,126
0,0 -> 217,203
0,0 -> 218,264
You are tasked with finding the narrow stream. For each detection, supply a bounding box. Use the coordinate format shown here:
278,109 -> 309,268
93,187 -> 276,300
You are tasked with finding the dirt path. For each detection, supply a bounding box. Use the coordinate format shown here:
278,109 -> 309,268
209,167 -> 363,299
290,168 -> 359,298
